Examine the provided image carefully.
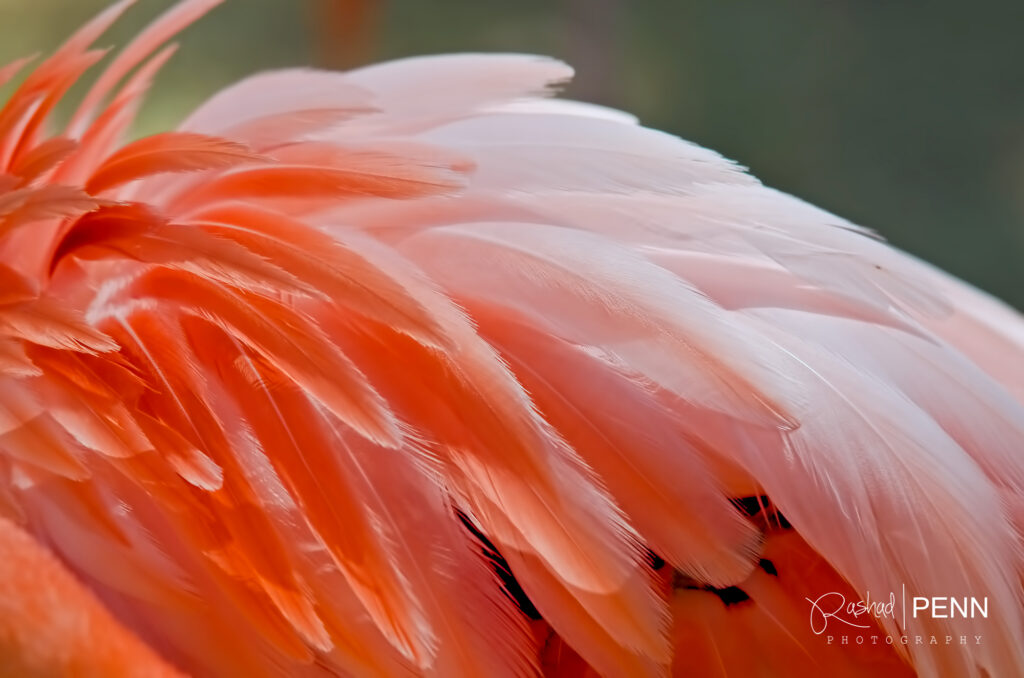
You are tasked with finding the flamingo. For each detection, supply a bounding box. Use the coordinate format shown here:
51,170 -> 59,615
1,1 -> 1022,676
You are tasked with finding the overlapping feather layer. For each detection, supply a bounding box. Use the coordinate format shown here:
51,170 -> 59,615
0,2 -> 1022,677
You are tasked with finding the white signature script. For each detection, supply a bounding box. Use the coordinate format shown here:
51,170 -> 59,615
806,591 -> 897,635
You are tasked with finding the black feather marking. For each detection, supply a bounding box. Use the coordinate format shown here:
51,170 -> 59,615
456,509 -> 542,620
732,494 -> 792,531
648,550 -> 666,571
708,586 -> 751,606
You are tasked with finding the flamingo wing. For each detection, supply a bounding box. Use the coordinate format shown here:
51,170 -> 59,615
0,3 -> 1022,677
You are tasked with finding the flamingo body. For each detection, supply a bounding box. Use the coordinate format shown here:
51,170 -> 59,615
1,2 -> 1023,677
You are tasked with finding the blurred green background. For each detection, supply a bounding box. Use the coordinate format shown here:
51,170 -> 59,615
2,0 -> 1022,308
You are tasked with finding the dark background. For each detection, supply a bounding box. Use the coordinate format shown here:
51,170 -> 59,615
3,0 -> 1022,308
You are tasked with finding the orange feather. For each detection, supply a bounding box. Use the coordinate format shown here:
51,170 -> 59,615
0,3 -> 1022,677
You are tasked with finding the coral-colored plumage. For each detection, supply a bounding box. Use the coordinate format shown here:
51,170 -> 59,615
1,2 -> 1023,677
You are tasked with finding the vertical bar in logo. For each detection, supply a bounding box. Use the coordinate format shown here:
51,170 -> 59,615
902,583 -> 906,631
